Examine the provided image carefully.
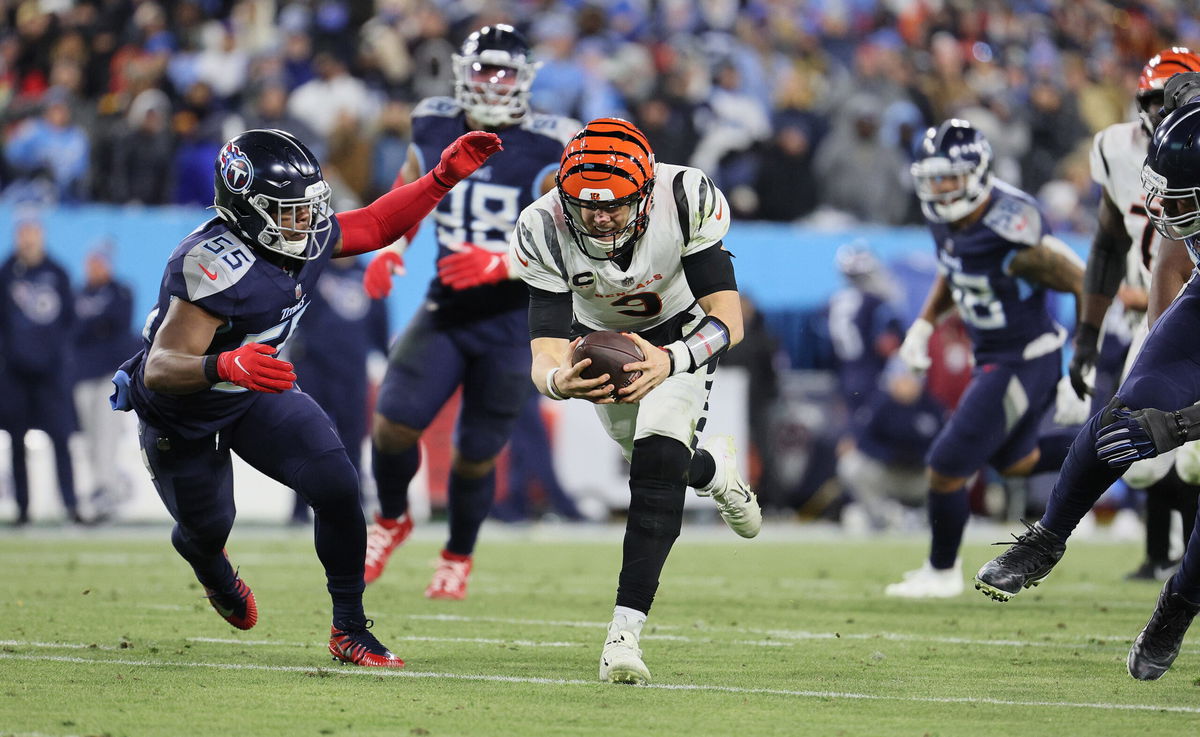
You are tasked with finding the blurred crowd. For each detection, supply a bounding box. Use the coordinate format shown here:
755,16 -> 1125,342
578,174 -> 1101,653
2,0 -> 1197,230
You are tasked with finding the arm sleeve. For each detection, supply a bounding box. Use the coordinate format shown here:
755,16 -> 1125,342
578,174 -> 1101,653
527,286 -> 572,339
682,243 -> 737,298
335,171 -> 451,256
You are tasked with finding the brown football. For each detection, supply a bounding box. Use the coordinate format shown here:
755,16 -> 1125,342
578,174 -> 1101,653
572,331 -> 645,396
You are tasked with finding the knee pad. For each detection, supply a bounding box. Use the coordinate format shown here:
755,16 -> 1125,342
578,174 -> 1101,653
628,436 -> 689,540
293,450 -> 359,509
630,436 -> 692,484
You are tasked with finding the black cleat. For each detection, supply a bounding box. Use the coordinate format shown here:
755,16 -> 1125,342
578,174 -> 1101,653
1125,559 -> 1180,582
1128,586 -> 1200,681
974,520 -> 1066,602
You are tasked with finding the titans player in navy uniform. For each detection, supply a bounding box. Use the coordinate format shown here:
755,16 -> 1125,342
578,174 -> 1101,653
286,257 -> 389,523
886,120 -> 1083,598
976,84 -> 1200,681
359,25 -> 578,598
0,217 -> 80,525
110,127 -> 500,666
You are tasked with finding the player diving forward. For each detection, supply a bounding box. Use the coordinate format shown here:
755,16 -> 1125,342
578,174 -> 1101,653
110,128 -> 500,666
976,79 -> 1200,681
886,119 -> 1083,598
511,118 -> 762,685
360,25 -> 579,598
1065,48 -> 1200,582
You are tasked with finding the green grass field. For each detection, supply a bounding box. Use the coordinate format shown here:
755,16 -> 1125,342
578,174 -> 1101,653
2,523 -> 1198,737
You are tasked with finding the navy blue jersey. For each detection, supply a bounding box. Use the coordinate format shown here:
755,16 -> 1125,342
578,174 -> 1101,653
74,279 -> 139,381
408,97 -> 577,325
126,217 -> 339,438
927,181 -> 1063,364
828,287 -> 903,409
287,259 -> 389,380
854,388 -> 945,468
0,254 -> 74,375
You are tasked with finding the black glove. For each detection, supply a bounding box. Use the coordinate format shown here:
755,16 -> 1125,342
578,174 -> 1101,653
1163,72 -> 1200,115
1095,407 -> 1188,467
1068,323 -> 1100,400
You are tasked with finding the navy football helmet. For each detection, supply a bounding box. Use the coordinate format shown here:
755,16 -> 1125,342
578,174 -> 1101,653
452,24 -> 540,129
213,129 -> 333,260
1142,101 -> 1200,244
910,119 -> 993,224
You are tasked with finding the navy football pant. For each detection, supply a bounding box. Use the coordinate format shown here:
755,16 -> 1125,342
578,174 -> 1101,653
1041,275 -> 1200,600
140,390 -> 367,623
373,308 -> 531,552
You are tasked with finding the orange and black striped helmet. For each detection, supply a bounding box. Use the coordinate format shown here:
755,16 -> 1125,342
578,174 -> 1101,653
1137,47 -> 1200,134
556,118 -> 656,259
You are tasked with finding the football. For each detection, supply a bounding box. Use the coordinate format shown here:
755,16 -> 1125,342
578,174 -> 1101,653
572,331 -> 645,395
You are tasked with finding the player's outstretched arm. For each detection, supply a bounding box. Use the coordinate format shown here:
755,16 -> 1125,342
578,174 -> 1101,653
899,274 -> 953,372
335,131 -> 503,257
1149,237 -> 1193,326
532,336 -> 615,404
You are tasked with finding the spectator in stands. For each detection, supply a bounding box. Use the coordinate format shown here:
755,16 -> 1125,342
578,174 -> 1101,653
754,115 -> 818,222
4,87 -> 90,203
72,243 -> 139,519
287,52 -> 376,139
237,77 -> 323,158
111,88 -> 173,204
0,217 -> 80,525
813,95 -> 909,224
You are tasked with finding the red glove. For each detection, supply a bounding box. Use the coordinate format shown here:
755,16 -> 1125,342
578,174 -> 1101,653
432,131 -> 503,187
363,250 -> 406,299
216,343 -> 295,393
437,242 -> 510,290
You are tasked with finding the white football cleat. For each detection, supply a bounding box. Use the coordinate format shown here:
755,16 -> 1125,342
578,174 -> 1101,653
697,434 -> 762,539
884,560 -> 964,598
599,626 -> 651,685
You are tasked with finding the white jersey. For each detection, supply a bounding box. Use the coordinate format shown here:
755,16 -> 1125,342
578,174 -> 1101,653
509,163 -> 730,333
1089,121 -> 1158,291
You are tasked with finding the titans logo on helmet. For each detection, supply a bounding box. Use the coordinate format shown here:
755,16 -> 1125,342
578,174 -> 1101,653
220,143 -> 254,194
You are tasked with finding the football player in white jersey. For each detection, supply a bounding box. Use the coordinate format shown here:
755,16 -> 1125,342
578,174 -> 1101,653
509,118 -> 761,685
1068,48 -> 1200,581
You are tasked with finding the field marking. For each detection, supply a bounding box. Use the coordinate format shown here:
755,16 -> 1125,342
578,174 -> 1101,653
0,639 -> 122,651
187,636 -> 578,648
3,652 -> 1198,715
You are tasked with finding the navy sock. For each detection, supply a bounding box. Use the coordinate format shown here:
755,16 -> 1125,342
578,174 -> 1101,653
1030,427 -> 1077,475
1040,410 -> 1124,539
11,429 -> 28,516
372,444 -> 420,519
1145,482 -> 1173,563
1169,504 -> 1200,601
171,524 -> 235,590
328,573 -> 367,628
445,469 -> 495,556
928,486 -> 969,570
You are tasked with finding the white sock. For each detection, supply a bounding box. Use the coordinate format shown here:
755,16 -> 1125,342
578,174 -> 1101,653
611,606 -> 647,637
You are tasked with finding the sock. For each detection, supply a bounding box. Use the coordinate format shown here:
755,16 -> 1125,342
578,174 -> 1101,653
1169,510 -> 1200,601
372,444 -> 420,520
1145,484 -> 1173,563
928,486 -> 969,570
445,469 -> 496,556
171,524 -> 235,590
611,605 -> 647,638
1030,427 -> 1076,474
328,573 -> 367,628
11,429 -> 29,517
1176,480 -> 1199,550
688,448 -> 717,490
1040,410 -> 1125,539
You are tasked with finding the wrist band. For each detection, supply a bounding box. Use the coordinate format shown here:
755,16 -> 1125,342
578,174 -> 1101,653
664,341 -> 690,376
203,354 -> 222,385
545,367 -> 567,400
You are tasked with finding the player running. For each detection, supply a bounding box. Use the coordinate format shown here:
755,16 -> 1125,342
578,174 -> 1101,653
1065,48 -> 1200,582
886,119 -> 1083,598
110,127 -> 500,667
511,117 -> 761,685
360,25 -> 578,599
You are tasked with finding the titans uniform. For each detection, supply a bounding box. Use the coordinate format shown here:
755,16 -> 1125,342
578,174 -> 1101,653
511,163 -> 731,456
377,97 -> 577,458
828,287 -> 903,411
924,181 -> 1065,478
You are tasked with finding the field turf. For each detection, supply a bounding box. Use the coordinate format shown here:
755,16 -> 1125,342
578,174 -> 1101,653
2,523 -> 1198,736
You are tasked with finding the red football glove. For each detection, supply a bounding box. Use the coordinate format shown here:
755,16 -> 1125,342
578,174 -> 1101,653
432,131 -> 503,187
216,343 -> 295,393
363,250 -> 406,299
437,242 -> 510,290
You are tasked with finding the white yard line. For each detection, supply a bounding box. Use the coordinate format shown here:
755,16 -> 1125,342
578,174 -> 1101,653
186,636 -> 578,648
2,652 -> 1196,715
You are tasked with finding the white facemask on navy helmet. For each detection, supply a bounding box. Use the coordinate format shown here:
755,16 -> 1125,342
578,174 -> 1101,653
910,119 -> 994,224
452,24 -> 540,129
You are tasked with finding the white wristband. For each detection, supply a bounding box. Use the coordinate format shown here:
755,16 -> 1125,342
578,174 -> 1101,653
664,341 -> 691,376
545,367 -> 568,400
